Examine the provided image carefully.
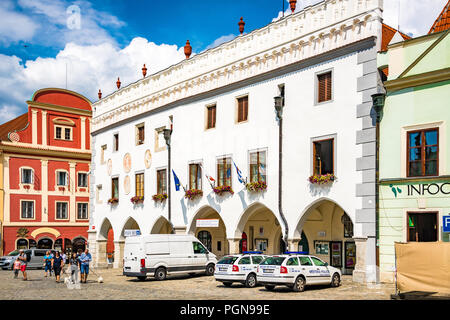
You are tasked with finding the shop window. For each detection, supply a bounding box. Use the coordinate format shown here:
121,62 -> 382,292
189,163 -> 202,190
156,169 -> 167,194
21,201 -> 34,219
313,139 -> 334,175
206,105 -> 216,129
56,202 -> 68,219
113,133 -> 119,151
78,172 -> 88,187
197,231 -> 212,252
111,177 -> 119,199
342,213 -> 354,238
57,171 -> 68,186
21,168 -> 33,184
135,172 -> 144,197
408,212 -> 438,242
407,128 -> 438,177
136,124 -> 145,145
237,96 -> 248,123
317,71 -> 332,103
217,157 -> 232,187
249,150 -> 266,183
77,203 -> 88,220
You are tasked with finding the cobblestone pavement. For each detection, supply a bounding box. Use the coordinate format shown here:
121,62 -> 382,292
0,268 -> 395,300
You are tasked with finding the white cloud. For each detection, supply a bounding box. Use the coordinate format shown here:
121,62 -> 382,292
0,1 -> 39,45
205,34 -> 236,51
0,38 -> 186,120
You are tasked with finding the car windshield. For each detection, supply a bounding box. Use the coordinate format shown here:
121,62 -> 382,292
218,256 -> 239,264
260,257 -> 285,265
7,250 -> 19,256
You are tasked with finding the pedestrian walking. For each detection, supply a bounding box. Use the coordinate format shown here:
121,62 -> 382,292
13,258 -> 21,278
43,250 -> 53,277
51,251 -> 64,283
68,253 -> 80,284
79,248 -> 92,283
17,249 -> 28,281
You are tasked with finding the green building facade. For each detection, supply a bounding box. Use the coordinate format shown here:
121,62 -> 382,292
377,29 -> 450,283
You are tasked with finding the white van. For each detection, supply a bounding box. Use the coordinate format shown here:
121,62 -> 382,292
123,234 -> 217,281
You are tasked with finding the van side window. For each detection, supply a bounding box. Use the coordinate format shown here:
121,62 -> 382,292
193,242 -> 208,254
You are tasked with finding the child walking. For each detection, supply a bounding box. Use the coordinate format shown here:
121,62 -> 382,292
13,258 -> 21,278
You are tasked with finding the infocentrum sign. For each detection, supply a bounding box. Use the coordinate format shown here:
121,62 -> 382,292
388,182 -> 450,198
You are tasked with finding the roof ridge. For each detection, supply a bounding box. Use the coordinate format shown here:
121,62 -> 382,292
428,0 -> 450,34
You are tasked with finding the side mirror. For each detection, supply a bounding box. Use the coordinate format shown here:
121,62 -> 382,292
324,262 -> 329,266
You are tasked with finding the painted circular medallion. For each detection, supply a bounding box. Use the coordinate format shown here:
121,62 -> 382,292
123,153 -> 132,173
144,149 -> 152,169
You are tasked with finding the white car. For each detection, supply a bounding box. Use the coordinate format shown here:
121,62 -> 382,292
214,252 -> 268,288
256,253 -> 342,292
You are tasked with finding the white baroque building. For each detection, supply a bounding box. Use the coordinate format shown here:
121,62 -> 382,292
89,0 -> 384,283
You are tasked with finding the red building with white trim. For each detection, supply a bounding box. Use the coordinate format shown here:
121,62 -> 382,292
0,88 -> 92,255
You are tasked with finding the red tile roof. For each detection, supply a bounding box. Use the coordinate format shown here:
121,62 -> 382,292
0,113 -> 29,142
381,23 -> 411,52
429,0 -> 450,34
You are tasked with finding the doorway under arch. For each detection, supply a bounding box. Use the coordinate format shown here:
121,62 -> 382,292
150,216 -> 173,234
98,218 -> 114,266
37,238 -> 53,250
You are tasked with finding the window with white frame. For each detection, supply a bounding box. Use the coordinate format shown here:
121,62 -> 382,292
77,203 -> 88,220
56,171 -> 68,186
78,172 -> 88,187
55,125 -> 72,141
21,201 -> 34,219
249,150 -> 267,183
56,202 -> 68,219
21,168 -> 33,184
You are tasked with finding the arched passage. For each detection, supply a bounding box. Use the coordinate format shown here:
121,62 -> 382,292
116,217 -> 141,268
150,216 -> 173,234
294,198 -> 355,275
120,217 -> 141,240
234,202 -> 283,255
98,218 -> 114,266
188,206 -> 228,256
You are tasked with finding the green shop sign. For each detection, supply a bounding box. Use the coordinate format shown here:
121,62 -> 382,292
389,182 -> 450,198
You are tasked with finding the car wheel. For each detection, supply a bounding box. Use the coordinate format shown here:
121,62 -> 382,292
223,282 -> 233,287
205,264 -> 215,276
245,273 -> 257,288
264,285 -> 275,291
137,276 -> 147,281
293,276 -> 306,292
154,267 -> 167,281
331,273 -> 340,287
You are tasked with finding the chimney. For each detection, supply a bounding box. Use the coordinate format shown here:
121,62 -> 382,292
289,0 -> 297,13
142,64 -> 147,78
184,40 -> 192,59
116,77 -> 121,89
238,17 -> 245,35
98,89 -> 102,100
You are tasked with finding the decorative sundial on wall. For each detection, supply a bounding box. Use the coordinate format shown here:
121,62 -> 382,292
107,159 -> 112,176
144,149 -> 152,169
9,132 -> 20,142
124,175 -> 131,195
123,153 -> 132,173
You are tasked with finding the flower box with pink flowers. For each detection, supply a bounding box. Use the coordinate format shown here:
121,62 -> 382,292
213,185 -> 234,196
152,193 -> 168,202
130,196 -> 144,204
184,189 -> 203,200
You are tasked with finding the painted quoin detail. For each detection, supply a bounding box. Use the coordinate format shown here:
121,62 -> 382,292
90,0 -> 383,283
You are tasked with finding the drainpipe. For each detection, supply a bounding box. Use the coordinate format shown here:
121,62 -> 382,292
274,95 -> 289,251
372,92 -> 386,270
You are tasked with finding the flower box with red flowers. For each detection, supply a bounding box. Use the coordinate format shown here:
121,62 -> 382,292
308,173 -> 337,185
246,181 -> 267,192
213,185 -> 234,196
58,186 -> 66,191
152,193 -> 168,202
130,196 -> 144,204
23,185 -> 31,190
79,188 -> 86,192
107,198 -> 119,204
184,189 -> 203,200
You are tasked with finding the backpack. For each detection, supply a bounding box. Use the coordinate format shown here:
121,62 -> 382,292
26,253 -> 31,262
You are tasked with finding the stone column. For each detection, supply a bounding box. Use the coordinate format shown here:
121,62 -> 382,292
42,110 -> 47,146
288,239 -> 300,252
87,229 -> 97,264
113,240 -> 125,269
96,240 -> 108,269
173,226 -> 187,234
227,239 -> 240,254
80,116 -> 86,151
31,109 -> 38,145
353,236 -> 378,283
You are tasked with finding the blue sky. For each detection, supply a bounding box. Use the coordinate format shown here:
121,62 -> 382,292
0,0 -> 446,123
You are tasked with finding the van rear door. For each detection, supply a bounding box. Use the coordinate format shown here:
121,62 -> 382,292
123,239 -> 142,274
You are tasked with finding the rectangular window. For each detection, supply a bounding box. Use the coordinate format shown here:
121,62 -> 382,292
237,96 -> 248,123
157,169 -> 167,194
57,171 -> 68,186
313,139 -> 334,175
77,203 -> 88,220
21,168 -> 33,184
101,145 -> 107,164
407,212 -> 438,242
78,173 -> 88,187
113,133 -> 119,151
206,105 -> 216,129
21,201 -> 34,219
317,71 -> 332,103
55,127 -> 62,139
189,164 -> 202,190
217,157 -> 232,187
111,177 -> 119,199
64,128 -> 71,140
135,173 -> 144,197
56,202 -> 68,219
249,151 -> 267,183
407,128 -> 439,177
136,124 -> 145,145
